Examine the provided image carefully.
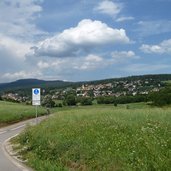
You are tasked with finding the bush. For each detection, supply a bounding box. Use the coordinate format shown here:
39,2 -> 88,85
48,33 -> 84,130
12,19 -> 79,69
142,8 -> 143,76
65,94 -> 76,106
96,96 -> 114,104
42,95 -> 55,108
80,97 -> 93,105
114,102 -> 117,107
56,103 -> 63,107
97,95 -> 147,105
149,87 -> 171,106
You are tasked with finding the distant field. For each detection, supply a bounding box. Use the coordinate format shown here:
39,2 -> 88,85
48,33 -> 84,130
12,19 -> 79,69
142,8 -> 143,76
15,105 -> 171,171
0,101 -> 46,126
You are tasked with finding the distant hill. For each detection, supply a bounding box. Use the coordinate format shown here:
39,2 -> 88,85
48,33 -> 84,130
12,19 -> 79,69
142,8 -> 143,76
0,79 -> 73,95
0,74 -> 171,96
87,74 -> 171,85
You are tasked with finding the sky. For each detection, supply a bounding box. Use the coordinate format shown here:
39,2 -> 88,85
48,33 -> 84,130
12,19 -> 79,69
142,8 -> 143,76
0,0 -> 171,83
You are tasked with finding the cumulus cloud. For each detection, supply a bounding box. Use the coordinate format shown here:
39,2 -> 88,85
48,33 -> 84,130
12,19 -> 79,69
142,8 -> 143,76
32,19 -> 130,58
140,39 -> 171,54
94,0 -> 123,17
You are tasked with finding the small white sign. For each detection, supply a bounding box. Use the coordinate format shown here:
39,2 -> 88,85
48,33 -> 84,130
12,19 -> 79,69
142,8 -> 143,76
32,100 -> 41,106
32,88 -> 41,106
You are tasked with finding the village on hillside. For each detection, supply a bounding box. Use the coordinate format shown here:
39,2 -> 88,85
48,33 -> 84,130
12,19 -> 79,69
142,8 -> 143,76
1,77 -> 162,103
51,79 -> 161,100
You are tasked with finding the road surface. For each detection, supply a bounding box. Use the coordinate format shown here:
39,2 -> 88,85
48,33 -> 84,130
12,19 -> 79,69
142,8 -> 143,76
0,116 -> 47,171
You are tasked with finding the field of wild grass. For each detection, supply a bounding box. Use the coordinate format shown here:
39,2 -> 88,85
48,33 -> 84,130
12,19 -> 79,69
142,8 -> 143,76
15,106 -> 171,171
0,101 -> 46,126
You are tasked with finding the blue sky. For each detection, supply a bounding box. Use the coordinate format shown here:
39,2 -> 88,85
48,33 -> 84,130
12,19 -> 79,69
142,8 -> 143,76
0,0 -> 171,83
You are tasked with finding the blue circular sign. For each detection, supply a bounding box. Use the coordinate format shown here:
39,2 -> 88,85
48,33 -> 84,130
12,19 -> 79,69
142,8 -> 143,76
34,89 -> 39,95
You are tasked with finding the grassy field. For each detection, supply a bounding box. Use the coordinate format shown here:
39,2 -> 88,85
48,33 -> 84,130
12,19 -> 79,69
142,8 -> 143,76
0,101 -> 46,126
14,105 -> 171,171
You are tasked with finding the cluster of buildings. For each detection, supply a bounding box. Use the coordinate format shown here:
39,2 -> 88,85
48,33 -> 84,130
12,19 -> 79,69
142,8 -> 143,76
1,79 -> 162,102
1,93 -> 28,102
52,79 -> 161,99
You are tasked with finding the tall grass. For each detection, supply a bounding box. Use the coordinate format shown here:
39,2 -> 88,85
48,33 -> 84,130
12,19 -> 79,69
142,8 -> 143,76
0,101 -> 46,126
16,106 -> 171,171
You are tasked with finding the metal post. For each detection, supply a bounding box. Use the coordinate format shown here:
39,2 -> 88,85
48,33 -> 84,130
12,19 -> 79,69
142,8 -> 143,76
35,105 -> 38,124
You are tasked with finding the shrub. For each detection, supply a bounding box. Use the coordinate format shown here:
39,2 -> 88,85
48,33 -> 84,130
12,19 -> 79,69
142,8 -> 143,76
80,97 -> 93,105
66,94 -> 76,106
149,87 -> 171,106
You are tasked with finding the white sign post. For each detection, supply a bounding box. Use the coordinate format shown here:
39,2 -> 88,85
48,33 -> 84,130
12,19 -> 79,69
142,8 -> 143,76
32,88 -> 41,123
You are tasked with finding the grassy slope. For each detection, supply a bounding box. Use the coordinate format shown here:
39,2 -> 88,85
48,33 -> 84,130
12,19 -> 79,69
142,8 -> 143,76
16,105 -> 171,171
0,101 -> 46,126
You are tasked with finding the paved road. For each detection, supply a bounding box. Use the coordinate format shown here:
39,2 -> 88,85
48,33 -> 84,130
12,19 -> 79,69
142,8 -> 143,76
0,116 -> 47,171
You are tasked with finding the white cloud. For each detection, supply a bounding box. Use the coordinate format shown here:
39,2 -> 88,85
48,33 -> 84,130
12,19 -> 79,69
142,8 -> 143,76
116,16 -> 134,22
37,61 -> 50,69
37,59 -> 65,70
0,34 -> 31,59
140,39 -> 171,54
94,0 -> 123,17
2,70 -> 42,81
111,51 -> 139,62
0,0 -> 47,83
0,34 -> 34,81
136,20 -> 171,37
36,54 -> 105,71
74,54 -> 104,70
32,19 -> 130,58
37,51 -> 138,74
85,54 -> 103,62
0,0 -> 45,40
124,64 -> 170,73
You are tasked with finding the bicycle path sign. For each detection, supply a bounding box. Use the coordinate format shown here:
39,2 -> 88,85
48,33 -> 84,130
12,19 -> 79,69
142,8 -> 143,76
32,88 -> 41,106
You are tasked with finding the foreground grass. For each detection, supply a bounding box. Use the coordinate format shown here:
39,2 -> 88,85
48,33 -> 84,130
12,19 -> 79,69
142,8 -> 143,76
0,101 -> 46,126
15,106 -> 171,171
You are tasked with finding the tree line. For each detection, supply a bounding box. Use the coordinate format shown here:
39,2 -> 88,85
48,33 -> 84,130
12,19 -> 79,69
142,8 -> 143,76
1,86 -> 171,107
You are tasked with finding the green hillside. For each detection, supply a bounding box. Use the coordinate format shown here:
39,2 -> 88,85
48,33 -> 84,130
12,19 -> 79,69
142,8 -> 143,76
0,101 -> 46,127
15,105 -> 171,171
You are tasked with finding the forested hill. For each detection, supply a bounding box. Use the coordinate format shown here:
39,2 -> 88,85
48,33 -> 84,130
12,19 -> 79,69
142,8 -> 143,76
0,74 -> 171,95
0,79 -> 73,93
87,74 -> 171,85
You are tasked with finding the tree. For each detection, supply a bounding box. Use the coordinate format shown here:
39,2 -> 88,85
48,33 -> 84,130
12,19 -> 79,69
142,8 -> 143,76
42,95 -> 55,108
80,97 -> 93,105
66,94 -> 76,106
148,87 -> 171,106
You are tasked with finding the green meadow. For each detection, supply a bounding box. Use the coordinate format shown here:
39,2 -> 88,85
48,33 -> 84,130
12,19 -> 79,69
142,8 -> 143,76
0,101 -> 46,126
15,105 -> 171,171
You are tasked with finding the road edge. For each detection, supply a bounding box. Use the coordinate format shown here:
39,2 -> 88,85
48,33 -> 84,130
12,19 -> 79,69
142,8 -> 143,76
2,134 -> 34,171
